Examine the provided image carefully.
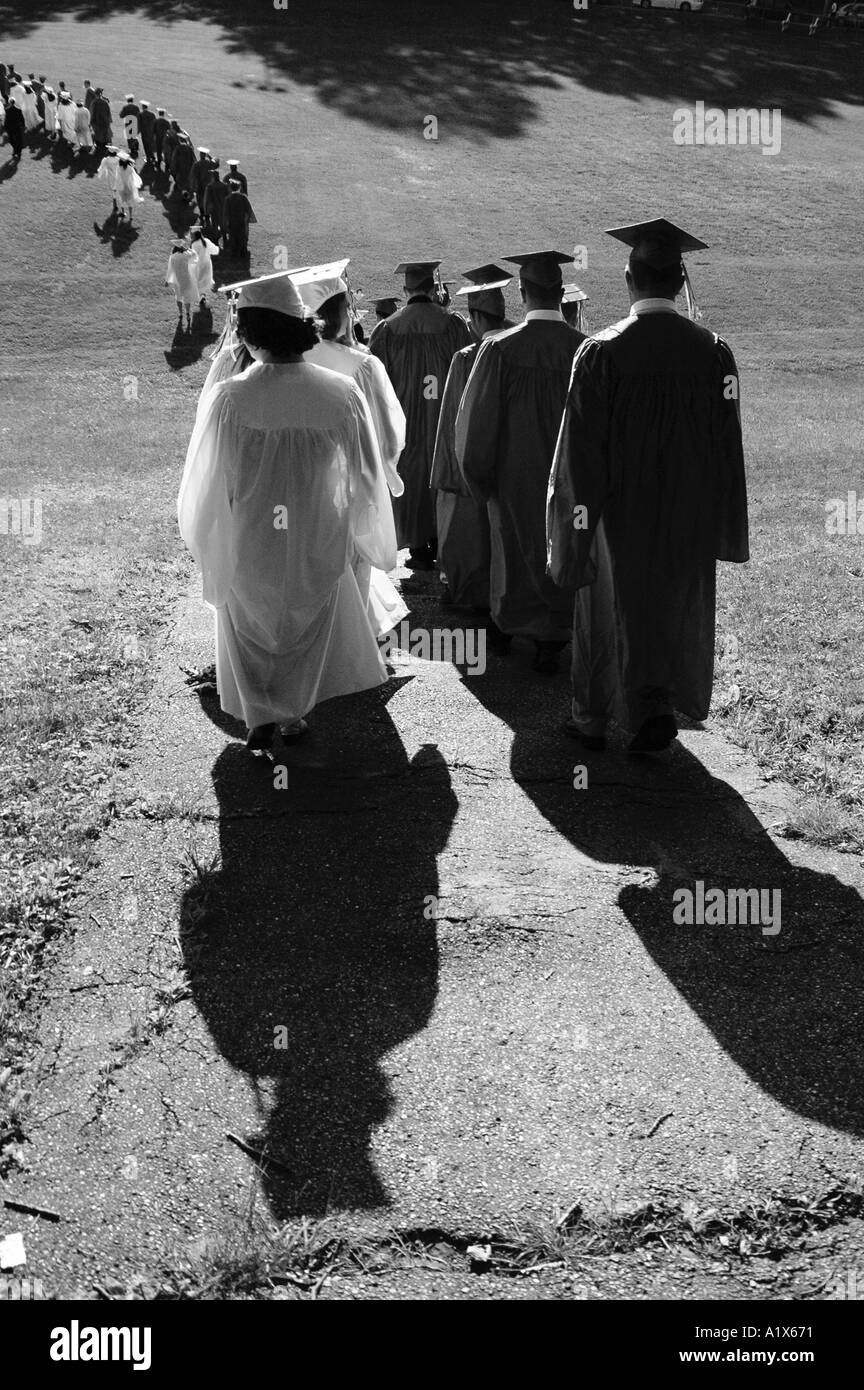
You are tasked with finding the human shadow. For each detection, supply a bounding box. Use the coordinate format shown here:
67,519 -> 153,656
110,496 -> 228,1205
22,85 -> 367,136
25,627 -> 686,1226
159,190 -> 198,238
179,679 -> 456,1215
466,666 -> 864,1135
0,0 -> 860,137
162,304 -> 217,368
108,219 -> 139,256
0,157 -> 18,180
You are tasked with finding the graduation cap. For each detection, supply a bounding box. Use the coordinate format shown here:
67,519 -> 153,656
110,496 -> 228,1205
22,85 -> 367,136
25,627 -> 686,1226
606,218 -> 707,320
503,250 -> 573,289
289,259 -> 351,315
561,283 -> 589,331
365,291 -> 402,313
219,269 -> 308,318
455,272 -> 512,318
140,100 -> 150,108
125,93 -> 135,102
156,107 -> 166,115
461,262 -> 511,286
197,146 -> 211,155
394,259 -> 441,292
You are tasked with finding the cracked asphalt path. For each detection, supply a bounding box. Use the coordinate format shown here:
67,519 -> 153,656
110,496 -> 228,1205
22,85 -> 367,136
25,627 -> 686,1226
9,566 -> 864,1298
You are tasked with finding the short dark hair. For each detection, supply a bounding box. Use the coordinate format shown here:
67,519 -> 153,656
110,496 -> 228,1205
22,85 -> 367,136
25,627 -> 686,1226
628,251 -> 685,299
410,276 -> 436,296
521,279 -> 562,309
470,306 -> 504,333
317,291 -> 349,341
237,307 -> 320,357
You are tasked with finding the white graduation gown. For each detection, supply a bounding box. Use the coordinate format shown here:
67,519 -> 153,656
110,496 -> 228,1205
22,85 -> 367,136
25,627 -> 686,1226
42,96 -> 58,134
96,153 -> 118,190
57,99 -> 77,142
305,338 -> 407,634
166,250 -> 197,305
116,164 -> 143,208
74,106 -> 92,148
178,361 -> 397,728
21,90 -> 40,130
189,237 -> 219,297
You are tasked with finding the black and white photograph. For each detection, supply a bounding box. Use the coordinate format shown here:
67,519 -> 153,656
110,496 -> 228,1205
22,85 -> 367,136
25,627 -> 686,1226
1,0 -> 863,1351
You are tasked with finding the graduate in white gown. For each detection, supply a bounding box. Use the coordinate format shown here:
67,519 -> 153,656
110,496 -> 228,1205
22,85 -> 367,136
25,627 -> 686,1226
20,82 -> 40,131
115,152 -> 143,221
188,227 -> 219,303
41,86 -> 58,140
178,272 -> 397,752
74,101 -> 92,150
166,240 -> 197,327
56,93 -> 77,144
296,260 -> 408,638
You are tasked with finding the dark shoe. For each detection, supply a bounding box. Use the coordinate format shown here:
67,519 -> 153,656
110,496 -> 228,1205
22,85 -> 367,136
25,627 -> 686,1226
532,639 -> 565,675
246,722 -> 276,752
628,715 -> 678,754
563,719 -> 606,751
485,619 -> 512,654
407,545 -> 435,571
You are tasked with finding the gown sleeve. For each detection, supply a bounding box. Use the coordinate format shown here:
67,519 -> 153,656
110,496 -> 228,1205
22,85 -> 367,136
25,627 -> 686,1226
546,337 -> 611,592
711,337 -> 750,563
177,385 -> 238,608
346,384 -> 398,572
355,353 -> 406,495
453,337 -> 502,505
430,350 -> 470,494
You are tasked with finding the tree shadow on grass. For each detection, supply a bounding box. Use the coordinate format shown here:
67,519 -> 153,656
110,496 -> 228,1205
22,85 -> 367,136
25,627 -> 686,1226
466,663 -> 864,1136
180,678 -> 456,1216
0,0 -> 860,140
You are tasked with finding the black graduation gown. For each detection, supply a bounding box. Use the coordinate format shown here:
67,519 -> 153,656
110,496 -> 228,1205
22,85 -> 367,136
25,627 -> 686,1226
547,307 -> 749,732
455,317 -> 582,640
369,299 -> 471,549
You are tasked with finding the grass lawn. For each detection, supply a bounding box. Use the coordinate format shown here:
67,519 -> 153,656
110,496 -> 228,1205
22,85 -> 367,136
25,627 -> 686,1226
1,0 -> 863,1150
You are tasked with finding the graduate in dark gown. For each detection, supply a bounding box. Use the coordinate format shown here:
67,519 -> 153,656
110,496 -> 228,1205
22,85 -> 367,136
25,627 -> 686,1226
455,250 -> 583,672
138,100 -> 156,164
89,88 -> 112,147
431,264 -> 515,611
171,135 -> 196,200
222,182 -> 257,256
547,218 -> 749,753
152,108 -> 170,169
202,166 -> 228,243
369,259 -> 471,567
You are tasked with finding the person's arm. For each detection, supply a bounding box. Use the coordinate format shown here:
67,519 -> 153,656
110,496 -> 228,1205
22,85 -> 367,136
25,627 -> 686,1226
431,353 -> 470,494
177,387 -> 238,607
357,354 -> 406,494
711,337 -> 749,563
454,337 -> 502,504
346,385 -> 398,572
547,337 -> 611,591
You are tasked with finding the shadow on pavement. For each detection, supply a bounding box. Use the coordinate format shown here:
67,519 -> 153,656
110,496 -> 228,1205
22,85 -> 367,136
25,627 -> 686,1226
180,678 -> 457,1216
467,667 -> 864,1137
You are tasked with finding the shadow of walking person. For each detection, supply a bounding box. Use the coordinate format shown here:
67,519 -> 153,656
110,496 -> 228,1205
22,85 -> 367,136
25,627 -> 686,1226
466,669 -> 864,1137
180,678 -> 457,1217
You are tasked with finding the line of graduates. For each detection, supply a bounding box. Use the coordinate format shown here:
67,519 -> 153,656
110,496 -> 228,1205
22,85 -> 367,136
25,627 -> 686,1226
0,64 -> 256,259
179,223 -> 748,757
0,67 -> 95,158
370,224 -> 748,753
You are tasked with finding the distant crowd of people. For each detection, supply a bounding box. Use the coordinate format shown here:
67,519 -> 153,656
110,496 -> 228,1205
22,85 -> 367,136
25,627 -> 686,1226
0,63 -> 258,318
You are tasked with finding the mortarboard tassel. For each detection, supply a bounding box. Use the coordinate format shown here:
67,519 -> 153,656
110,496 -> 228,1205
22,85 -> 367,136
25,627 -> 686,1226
682,264 -> 703,322
575,303 -> 586,334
